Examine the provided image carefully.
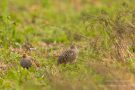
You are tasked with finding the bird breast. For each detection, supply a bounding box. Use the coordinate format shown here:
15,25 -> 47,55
20,58 -> 32,68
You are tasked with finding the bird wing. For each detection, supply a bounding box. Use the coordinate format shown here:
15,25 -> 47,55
61,50 -> 74,60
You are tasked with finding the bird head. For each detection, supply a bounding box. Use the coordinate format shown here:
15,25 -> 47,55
70,44 -> 79,54
22,53 -> 27,58
70,44 -> 76,49
70,44 -> 77,49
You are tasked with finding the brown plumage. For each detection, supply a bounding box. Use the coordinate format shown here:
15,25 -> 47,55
22,37 -> 36,51
20,54 -> 39,69
58,45 -> 78,65
22,41 -> 33,51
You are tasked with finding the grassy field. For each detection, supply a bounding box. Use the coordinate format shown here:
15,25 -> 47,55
1,0 -> 135,90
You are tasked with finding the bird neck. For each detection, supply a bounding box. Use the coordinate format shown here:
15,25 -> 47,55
71,47 -> 78,52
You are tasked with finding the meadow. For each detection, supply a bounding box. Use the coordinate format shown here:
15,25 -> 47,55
0,0 -> 135,90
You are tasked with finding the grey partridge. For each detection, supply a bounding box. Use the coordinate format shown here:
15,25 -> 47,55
58,44 -> 78,65
20,53 -> 32,69
22,41 -> 33,51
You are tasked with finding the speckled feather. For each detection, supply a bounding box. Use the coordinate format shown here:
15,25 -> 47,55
58,45 -> 78,65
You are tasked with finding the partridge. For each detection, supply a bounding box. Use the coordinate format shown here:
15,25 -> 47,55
20,53 -> 32,69
22,41 -> 33,51
20,53 -> 40,69
58,44 -> 78,65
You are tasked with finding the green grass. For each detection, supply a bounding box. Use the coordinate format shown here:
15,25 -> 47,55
0,0 -> 135,90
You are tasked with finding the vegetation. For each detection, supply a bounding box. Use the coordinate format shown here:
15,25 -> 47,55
0,0 -> 135,90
